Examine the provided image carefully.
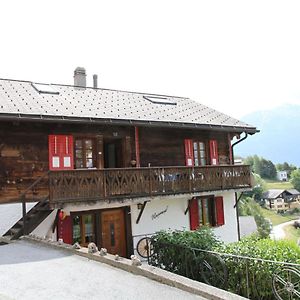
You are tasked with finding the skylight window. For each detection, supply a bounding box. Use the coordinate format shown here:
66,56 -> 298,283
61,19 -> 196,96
143,95 -> 176,105
31,83 -> 59,95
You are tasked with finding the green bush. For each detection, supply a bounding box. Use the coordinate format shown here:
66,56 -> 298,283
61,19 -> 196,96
239,197 -> 272,238
150,230 -> 300,299
217,236 -> 300,299
149,227 -> 222,281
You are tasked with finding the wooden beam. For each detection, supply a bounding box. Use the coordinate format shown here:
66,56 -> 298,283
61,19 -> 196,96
96,135 -> 104,169
184,199 -> 191,215
228,133 -> 233,164
136,201 -> 148,224
134,126 -> 140,168
123,136 -> 132,168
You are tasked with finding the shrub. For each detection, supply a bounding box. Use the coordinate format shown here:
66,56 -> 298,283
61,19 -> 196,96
217,236 -> 300,299
149,227 -> 222,280
150,230 -> 300,299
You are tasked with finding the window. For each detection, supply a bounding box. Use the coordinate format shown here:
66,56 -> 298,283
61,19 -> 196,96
75,138 -> 96,168
143,95 -> 177,105
184,139 -> 207,166
72,214 -> 95,246
193,141 -> 206,166
189,196 -> 224,230
32,82 -> 59,95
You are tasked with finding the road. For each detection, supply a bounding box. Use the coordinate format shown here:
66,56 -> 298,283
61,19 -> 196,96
270,220 -> 296,240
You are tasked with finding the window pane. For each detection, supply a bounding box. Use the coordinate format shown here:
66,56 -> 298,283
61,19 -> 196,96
72,215 -> 81,244
198,199 -> 203,225
83,215 -> 94,244
193,142 -> 198,151
86,159 -> 93,168
194,159 -> 199,166
76,159 -> 84,169
76,149 -> 83,159
203,199 -> 210,225
85,140 -> 93,149
86,149 -> 93,159
200,158 -> 206,166
199,142 -> 205,150
75,140 -> 83,149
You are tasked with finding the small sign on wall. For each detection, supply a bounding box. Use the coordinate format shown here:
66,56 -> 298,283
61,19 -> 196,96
151,206 -> 168,220
64,157 -> 71,168
52,156 -> 60,168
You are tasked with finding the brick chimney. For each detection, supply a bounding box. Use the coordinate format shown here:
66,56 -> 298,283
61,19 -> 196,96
74,67 -> 86,87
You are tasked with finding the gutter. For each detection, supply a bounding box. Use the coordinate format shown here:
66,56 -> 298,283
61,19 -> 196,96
230,132 -> 249,241
0,113 -> 258,134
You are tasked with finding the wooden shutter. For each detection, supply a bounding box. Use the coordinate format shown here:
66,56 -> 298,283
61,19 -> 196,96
60,135 -> 74,170
184,139 -> 194,166
189,198 -> 199,230
215,196 -> 225,226
57,215 -> 72,244
49,135 -> 60,170
209,140 -> 219,165
48,135 -> 74,170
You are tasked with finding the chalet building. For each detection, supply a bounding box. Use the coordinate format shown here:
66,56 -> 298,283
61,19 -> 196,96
262,189 -> 300,211
0,68 -> 257,258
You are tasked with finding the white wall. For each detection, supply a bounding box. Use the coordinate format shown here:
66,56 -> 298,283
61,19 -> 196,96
213,191 -> 238,243
0,202 -> 36,236
32,209 -> 58,240
131,191 -> 239,253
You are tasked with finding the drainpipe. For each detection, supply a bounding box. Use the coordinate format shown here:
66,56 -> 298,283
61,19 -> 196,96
231,132 -> 249,241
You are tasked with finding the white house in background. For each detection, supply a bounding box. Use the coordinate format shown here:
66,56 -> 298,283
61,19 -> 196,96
0,67 -> 257,258
277,171 -> 288,181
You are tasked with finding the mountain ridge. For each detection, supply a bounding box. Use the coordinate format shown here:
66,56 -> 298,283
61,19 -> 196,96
235,104 -> 300,167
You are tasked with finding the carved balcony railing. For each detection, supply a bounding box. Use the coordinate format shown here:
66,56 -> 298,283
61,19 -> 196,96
48,165 -> 252,205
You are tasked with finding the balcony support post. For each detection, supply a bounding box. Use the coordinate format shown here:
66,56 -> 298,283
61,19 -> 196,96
136,201 -> 148,224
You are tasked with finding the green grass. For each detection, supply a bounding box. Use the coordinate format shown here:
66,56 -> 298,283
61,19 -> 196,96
283,224 -> 300,243
261,208 -> 298,226
264,179 -> 293,190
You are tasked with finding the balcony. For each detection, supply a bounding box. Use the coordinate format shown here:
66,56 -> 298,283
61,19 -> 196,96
48,165 -> 252,206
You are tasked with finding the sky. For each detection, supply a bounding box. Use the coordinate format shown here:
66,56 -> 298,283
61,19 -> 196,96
1,0 -> 300,118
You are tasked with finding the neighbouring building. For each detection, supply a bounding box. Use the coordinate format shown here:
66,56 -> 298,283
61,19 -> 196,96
262,189 -> 300,211
277,171 -> 288,182
0,68 -> 257,258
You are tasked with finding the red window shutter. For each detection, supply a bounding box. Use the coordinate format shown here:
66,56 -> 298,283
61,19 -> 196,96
49,135 -> 60,170
57,215 -> 72,244
48,135 -> 74,170
184,139 -> 194,166
209,140 -> 219,165
189,198 -> 199,230
215,196 -> 225,226
59,135 -> 74,170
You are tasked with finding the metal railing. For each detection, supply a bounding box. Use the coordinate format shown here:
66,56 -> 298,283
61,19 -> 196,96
144,241 -> 300,300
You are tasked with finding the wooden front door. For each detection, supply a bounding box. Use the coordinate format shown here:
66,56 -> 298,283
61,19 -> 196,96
101,209 -> 126,257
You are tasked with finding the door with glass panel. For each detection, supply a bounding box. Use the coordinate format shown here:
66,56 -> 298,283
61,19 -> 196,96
75,138 -> 96,169
101,209 -> 126,257
72,214 -> 95,247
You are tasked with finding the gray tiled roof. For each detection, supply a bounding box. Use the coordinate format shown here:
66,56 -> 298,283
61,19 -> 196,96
0,78 -> 257,133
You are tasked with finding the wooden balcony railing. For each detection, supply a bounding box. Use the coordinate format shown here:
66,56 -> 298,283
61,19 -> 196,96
48,165 -> 252,205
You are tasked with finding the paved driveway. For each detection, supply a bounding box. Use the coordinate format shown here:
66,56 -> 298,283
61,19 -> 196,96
0,241 -> 203,300
270,220 -> 296,240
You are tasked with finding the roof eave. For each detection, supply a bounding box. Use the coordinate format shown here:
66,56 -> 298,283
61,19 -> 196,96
0,113 -> 258,134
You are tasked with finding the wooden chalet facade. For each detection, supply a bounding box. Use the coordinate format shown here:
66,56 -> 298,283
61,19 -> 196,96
0,68 -> 257,258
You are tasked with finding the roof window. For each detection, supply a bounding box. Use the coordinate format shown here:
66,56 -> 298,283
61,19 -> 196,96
143,95 -> 176,105
31,83 -> 59,95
